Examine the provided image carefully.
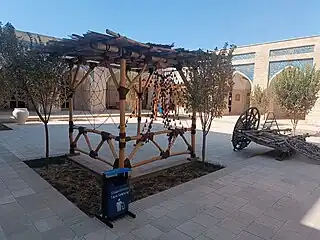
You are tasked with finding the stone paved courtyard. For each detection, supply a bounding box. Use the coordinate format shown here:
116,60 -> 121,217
0,116 -> 320,239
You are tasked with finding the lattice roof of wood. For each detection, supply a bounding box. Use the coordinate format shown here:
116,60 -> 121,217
44,29 -> 197,69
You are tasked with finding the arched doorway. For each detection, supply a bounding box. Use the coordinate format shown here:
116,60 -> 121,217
105,70 -> 153,110
105,69 -> 120,109
72,66 -> 92,111
227,72 -> 252,115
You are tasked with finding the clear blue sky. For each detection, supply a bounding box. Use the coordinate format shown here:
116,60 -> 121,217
1,0 -> 320,50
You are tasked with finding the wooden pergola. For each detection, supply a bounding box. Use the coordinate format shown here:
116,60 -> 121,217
45,29 -> 198,169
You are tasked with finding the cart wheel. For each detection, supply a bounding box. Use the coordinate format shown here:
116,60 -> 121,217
232,107 -> 260,151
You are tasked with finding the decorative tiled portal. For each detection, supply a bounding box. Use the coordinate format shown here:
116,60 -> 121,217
234,64 -> 255,81
269,45 -> 314,57
232,52 -> 256,61
268,58 -> 314,80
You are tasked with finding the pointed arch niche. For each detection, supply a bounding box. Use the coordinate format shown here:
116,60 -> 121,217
225,63 -> 254,115
226,71 -> 252,115
267,59 -> 314,119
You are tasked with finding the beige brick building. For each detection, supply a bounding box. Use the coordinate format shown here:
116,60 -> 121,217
228,35 -> 320,121
3,30 -> 320,121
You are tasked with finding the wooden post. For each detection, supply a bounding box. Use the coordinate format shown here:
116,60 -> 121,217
118,58 -> 127,168
136,75 -> 143,140
191,111 -> 196,158
68,63 -> 75,155
68,98 -> 75,154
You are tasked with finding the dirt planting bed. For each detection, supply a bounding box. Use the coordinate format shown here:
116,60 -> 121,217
25,156 -> 224,217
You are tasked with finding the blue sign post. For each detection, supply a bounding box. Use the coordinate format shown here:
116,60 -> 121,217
96,168 -> 136,228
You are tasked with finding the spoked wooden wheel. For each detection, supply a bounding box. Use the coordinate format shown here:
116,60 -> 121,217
232,107 -> 261,151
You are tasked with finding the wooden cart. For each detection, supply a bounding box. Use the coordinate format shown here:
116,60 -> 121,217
231,107 -> 317,161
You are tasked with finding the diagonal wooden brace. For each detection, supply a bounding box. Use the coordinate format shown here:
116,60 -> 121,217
107,63 -> 120,89
127,63 -> 147,89
73,64 -> 96,91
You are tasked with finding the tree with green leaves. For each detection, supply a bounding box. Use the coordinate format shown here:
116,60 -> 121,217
0,22 -> 20,107
273,65 -> 320,135
250,85 -> 270,118
0,22 -> 68,159
184,44 -> 235,163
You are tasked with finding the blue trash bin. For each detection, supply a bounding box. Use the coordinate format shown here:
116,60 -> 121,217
96,168 -> 136,228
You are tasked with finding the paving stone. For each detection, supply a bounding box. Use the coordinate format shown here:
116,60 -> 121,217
150,215 -> 180,233
40,225 -> 76,240
0,226 -> 6,240
113,232 -> 140,240
191,212 -> 220,228
205,181 -> 226,190
159,199 -> 184,211
254,214 -> 285,231
308,229 -> 320,240
70,218 -> 102,237
217,217 -> 247,235
215,185 -> 243,196
204,225 -> 236,240
262,207 -> 291,222
84,227 -> 118,240
233,231 -> 264,240
223,195 -> 249,207
194,234 -> 212,240
281,220 -> 313,237
176,219 -> 207,238
229,210 -> 256,226
0,195 -> 16,205
59,208 -> 91,227
196,185 -> 216,194
202,192 -> 225,203
144,205 -> 170,218
165,203 -> 202,223
33,215 -> 63,232
272,228 -> 310,240
239,203 -> 264,218
205,206 -> 230,220
245,221 -> 276,239
157,229 -> 192,240
27,207 -> 56,221
109,218 -> 139,236
131,224 -> 163,240
6,226 -> 42,240
0,202 -> 27,228
127,210 -> 154,227
11,187 -> 35,197
249,196 -> 278,211
0,217 -> 34,237
215,199 -> 242,213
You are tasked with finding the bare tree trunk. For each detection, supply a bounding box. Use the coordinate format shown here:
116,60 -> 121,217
44,122 -> 49,159
202,131 -> 206,163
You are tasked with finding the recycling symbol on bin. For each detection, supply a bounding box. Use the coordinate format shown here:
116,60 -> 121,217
116,199 -> 125,212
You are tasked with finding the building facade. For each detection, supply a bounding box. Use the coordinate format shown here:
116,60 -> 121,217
228,35 -> 320,121
3,30 -> 320,120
